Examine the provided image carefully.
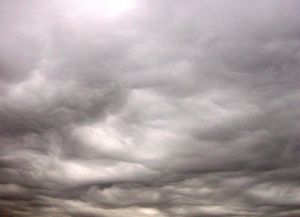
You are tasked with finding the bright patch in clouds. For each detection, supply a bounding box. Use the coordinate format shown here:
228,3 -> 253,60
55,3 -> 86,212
72,0 -> 136,18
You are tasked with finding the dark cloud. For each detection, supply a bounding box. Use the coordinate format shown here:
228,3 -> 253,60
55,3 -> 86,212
1,0 -> 300,216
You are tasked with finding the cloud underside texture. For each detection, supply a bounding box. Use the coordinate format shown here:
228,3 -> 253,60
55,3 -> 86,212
0,0 -> 300,216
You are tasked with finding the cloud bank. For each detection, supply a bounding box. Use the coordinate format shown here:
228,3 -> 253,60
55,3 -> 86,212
0,0 -> 300,216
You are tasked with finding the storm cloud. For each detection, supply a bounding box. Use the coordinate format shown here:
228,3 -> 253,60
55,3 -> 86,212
1,0 -> 300,216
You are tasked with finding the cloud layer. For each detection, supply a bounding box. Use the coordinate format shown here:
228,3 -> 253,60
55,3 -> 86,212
1,0 -> 300,216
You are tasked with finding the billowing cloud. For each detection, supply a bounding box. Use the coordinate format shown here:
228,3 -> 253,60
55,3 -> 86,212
1,0 -> 300,216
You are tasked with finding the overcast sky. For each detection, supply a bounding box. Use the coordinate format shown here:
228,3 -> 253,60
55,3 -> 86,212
0,0 -> 300,217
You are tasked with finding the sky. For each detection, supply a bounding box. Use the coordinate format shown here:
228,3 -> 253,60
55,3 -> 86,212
0,0 -> 300,217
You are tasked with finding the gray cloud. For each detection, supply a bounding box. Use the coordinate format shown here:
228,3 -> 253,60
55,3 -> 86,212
1,0 -> 300,216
